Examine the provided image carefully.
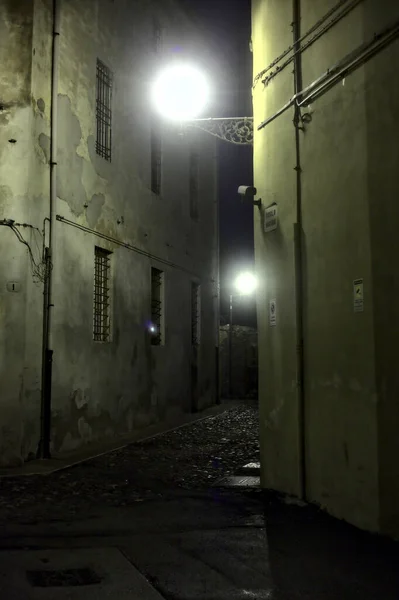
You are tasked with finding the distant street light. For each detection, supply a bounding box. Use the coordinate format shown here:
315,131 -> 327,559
234,271 -> 258,296
229,271 -> 257,398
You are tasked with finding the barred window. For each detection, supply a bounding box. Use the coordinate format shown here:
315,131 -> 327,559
151,267 -> 164,345
151,122 -> 162,195
189,151 -> 199,220
191,282 -> 201,345
96,59 -> 113,162
93,247 -> 112,341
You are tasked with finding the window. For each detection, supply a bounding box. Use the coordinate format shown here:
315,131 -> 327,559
189,151 -> 199,220
153,18 -> 162,54
151,122 -> 162,195
96,59 -> 113,161
151,267 -> 164,345
191,282 -> 201,345
93,247 -> 112,341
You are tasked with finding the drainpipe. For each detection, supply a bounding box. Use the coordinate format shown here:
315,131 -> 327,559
214,144 -> 221,404
292,0 -> 306,500
38,0 -> 60,459
228,294 -> 233,398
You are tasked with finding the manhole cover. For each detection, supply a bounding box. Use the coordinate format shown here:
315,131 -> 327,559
27,567 -> 102,587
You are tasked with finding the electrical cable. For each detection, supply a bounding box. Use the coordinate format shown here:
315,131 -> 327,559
56,215 -> 208,280
0,219 -> 46,283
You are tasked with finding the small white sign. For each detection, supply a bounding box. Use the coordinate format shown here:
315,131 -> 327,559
264,204 -> 278,233
353,279 -> 364,312
269,299 -> 277,326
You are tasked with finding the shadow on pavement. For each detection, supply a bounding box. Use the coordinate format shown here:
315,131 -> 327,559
260,490 -> 399,599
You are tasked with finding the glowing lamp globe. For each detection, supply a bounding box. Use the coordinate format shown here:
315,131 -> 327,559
151,63 -> 209,121
234,272 -> 257,296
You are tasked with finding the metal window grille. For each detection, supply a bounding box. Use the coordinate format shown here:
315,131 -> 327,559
93,247 -> 111,341
189,152 -> 199,220
96,59 -> 113,162
151,124 -> 162,195
191,282 -> 201,345
151,267 -> 164,345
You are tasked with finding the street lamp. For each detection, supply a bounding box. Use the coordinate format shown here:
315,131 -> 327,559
151,62 -> 210,121
229,272 -> 257,398
150,63 -> 253,145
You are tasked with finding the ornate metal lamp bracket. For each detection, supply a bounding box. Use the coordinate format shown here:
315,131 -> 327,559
184,117 -> 253,145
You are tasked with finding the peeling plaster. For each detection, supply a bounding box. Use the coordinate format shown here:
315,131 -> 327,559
36,98 -> 45,113
86,193 -> 105,228
38,132 -> 50,162
57,94 -> 87,216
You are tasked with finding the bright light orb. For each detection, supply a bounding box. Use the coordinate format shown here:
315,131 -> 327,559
234,272 -> 257,296
151,63 -> 209,121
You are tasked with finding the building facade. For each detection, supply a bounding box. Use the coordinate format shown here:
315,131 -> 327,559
252,0 -> 399,536
0,0 -> 219,466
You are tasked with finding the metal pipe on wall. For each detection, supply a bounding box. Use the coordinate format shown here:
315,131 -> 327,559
214,144 -> 221,404
257,19 -> 399,132
253,0 -> 356,87
38,0 -> 61,459
292,0 -> 307,501
228,294 -> 233,398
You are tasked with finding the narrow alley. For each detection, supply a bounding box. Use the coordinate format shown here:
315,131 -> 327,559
0,402 -> 398,599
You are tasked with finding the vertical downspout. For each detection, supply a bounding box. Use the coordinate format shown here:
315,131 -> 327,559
228,294 -> 233,398
214,142 -> 221,404
292,0 -> 306,500
38,0 -> 60,459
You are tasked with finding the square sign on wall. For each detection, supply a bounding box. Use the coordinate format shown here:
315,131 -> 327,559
264,204 -> 278,233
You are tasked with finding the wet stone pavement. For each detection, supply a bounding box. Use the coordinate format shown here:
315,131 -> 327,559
0,403 -> 259,523
1,401 -> 399,599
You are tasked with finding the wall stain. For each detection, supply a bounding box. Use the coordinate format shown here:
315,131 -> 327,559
56,95 -> 87,216
86,193 -> 105,228
343,442 -> 349,466
38,132 -> 50,163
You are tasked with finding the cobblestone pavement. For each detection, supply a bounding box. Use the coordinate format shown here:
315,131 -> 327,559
0,403 -> 259,523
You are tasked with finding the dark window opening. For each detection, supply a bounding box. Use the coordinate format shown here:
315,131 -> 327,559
189,151 -> 199,220
93,246 -> 112,341
191,282 -> 201,345
151,267 -> 164,345
153,19 -> 162,54
96,59 -> 113,162
151,123 -> 162,195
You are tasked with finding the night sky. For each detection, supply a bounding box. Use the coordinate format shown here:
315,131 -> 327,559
180,0 -> 255,326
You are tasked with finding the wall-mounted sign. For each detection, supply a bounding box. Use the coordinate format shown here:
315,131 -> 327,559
6,281 -> 21,293
264,204 -> 278,233
269,299 -> 277,326
353,279 -> 364,312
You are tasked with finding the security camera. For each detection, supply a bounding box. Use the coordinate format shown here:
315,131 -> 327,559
237,185 -> 261,208
237,185 -> 257,198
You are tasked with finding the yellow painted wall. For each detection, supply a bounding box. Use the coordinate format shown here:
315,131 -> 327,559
252,0 -> 399,534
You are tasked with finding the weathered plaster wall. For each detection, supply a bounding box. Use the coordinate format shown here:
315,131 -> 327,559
299,0 -> 378,532
252,0 -> 399,533
50,0 -> 218,454
252,0 -> 302,499
0,0 -> 218,463
363,3 -> 399,536
0,0 -> 52,465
